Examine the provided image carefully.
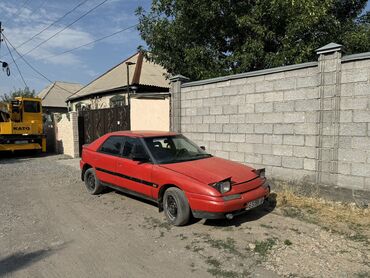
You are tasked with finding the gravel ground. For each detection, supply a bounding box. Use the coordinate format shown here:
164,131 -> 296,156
0,154 -> 369,278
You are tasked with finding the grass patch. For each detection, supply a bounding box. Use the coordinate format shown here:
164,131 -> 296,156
289,228 -> 301,234
254,238 -> 277,257
206,257 -> 221,267
348,233 -> 369,243
260,223 -> 274,229
177,233 -> 188,240
274,185 -> 370,240
207,268 -> 239,278
203,236 -> 242,256
284,239 -> 292,246
322,226 -> 369,245
144,216 -> 172,231
356,272 -> 370,278
185,243 -> 204,252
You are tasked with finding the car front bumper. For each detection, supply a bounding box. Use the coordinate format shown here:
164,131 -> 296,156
188,184 -> 270,219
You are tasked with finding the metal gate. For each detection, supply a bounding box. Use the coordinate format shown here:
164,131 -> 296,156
78,106 -> 130,156
44,114 -> 56,153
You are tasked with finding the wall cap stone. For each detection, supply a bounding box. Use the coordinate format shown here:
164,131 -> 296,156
315,42 -> 343,55
169,74 -> 190,82
181,62 -> 318,88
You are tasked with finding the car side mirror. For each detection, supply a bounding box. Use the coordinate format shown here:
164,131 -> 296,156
200,146 -> 206,151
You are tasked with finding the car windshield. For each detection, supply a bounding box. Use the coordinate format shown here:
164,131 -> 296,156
144,135 -> 212,164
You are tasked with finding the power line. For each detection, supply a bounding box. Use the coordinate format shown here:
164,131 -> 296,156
3,38 -> 28,87
13,0 -> 110,63
39,23 -> 139,61
14,0 -> 32,19
3,34 -> 76,95
12,0 -> 89,52
29,0 -> 48,15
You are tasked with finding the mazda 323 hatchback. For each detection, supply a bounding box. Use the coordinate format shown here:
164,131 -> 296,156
80,131 -> 270,226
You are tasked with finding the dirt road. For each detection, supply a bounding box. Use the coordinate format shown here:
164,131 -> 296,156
0,154 -> 369,278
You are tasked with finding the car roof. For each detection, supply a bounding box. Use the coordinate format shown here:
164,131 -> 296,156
108,130 -> 179,138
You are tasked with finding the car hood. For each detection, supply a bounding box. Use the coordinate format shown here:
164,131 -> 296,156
160,156 -> 258,184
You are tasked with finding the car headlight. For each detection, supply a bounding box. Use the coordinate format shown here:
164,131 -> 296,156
210,179 -> 232,194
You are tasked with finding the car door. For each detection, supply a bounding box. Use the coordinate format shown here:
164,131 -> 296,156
115,137 -> 154,198
94,136 -> 124,186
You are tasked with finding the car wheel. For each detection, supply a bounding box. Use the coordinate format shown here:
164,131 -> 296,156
84,168 -> 104,195
163,187 -> 190,226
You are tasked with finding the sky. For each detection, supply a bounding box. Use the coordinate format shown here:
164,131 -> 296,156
0,0 -> 151,95
0,0 -> 369,96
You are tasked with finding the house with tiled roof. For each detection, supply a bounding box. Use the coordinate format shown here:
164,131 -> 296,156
66,51 -> 170,111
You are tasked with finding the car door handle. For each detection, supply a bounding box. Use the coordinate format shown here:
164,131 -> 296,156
118,162 -> 123,167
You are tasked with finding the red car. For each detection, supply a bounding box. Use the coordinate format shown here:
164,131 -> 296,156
80,131 -> 270,226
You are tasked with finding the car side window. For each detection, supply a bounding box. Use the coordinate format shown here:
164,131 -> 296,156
121,137 -> 149,160
173,137 -> 198,153
99,136 -> 123,156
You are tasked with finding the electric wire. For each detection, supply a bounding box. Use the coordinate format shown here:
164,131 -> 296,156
39,23 -> 138,61
3,34 -> 76,95
12,0 -> 89,52
13,0 -> 110,63
14,0 -> 32,19
3,38 -> 28,88
29,0 -> 48,16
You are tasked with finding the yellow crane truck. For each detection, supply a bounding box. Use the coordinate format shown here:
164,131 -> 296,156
0,97 -> 46,152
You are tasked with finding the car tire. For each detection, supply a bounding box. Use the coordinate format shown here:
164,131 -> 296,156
163,187 -> 190,226
84,168 -> 104,195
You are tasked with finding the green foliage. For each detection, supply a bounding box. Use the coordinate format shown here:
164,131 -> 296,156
0,87 -> 36,103
254,238 -> 277,256
137,0 -> 370,80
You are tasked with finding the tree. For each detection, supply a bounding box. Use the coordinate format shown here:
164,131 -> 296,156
0,87 -> 36,103
137,0 -> 370,80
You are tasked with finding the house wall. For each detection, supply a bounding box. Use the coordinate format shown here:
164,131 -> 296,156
54,112 -> 79,158
43,106 -> 68,114
171,46 -> 370,194
55,97 -> 171,158
130,98 -> 170,131
70,92 -> 127,111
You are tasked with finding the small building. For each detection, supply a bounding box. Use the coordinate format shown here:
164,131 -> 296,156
66,51 -> 170,111
38,81 -> 83,113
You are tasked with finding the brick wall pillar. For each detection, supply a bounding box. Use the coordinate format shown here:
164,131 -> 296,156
169,74 -> 189,132
315,43 -> 343,185
70,111 -> 80,158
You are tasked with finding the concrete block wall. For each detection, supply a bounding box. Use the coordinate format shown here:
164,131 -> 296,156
171,44 -> 370,192
54,112 -> 79,158
180,65 -> 320,183
337,57 -> 370,189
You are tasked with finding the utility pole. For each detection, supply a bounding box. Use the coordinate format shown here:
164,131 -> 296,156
0,22 -> 10,76
0,21 -> 3,57
0,21 -> 2,44
125,61 -> 135,108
